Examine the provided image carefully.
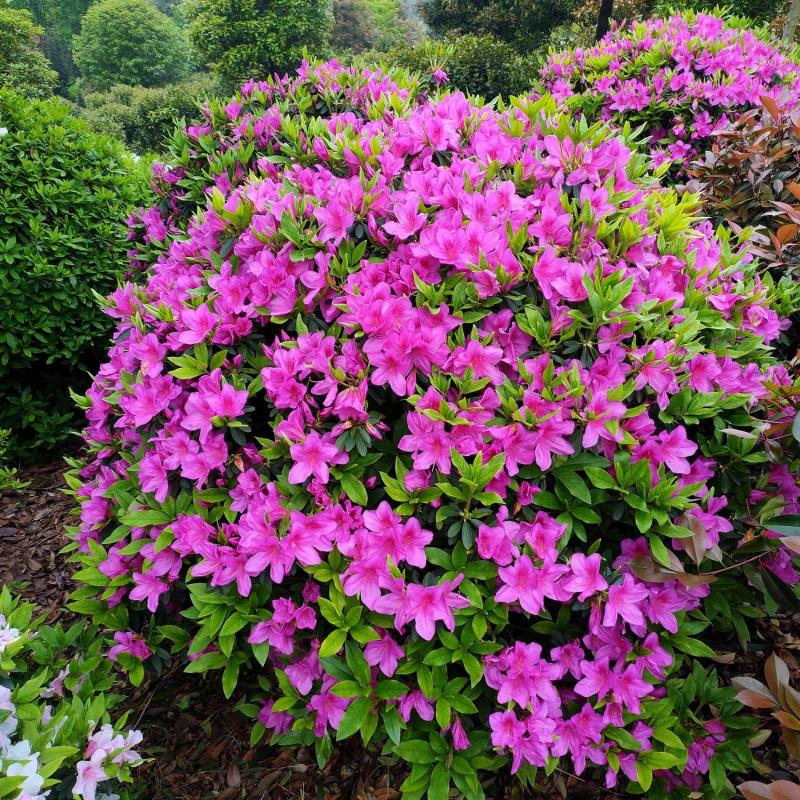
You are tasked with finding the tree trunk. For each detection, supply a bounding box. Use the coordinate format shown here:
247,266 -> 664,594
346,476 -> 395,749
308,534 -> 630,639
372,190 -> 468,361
784,0 -> 800,44
595,0 -> 613,41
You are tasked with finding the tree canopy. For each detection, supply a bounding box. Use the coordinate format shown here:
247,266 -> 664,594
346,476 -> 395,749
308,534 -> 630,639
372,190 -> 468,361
73,0 -> 190,92
182,0 -> 333,90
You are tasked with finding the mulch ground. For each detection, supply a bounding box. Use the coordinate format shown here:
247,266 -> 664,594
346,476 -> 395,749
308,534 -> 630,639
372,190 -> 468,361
3,460 -> 800,798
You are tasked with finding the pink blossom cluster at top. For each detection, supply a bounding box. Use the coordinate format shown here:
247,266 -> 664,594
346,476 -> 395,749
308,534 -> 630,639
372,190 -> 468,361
541,12 -> 800,168
69,59 -> 800,792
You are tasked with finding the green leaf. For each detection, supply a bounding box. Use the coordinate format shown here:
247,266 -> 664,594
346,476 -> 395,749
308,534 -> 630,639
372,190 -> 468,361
670,634 -> 717,659
435,698 -> 451,729
336,697 -> 372,741
120,509 -> 172,526
395,739 -> 436,764
604,726 -> 642,751
428,763 -> 451,800
763,514 -> 800,536
375,680 -> 407,699
222,661 -> 240,699
636,761 -> 653,791
652,727 -> 685,751
331,680 -> 363,698
584,467 -> 617,489
345,641 -> 371,687
319,628 -> 348,657
340,473 -> 368,505
556,469 -> 591,503
641,751 -> 681,770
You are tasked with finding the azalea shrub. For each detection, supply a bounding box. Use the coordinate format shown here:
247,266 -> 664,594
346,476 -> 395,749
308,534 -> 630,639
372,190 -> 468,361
67,61 -> 800,800
540,12 -> 800,173
0,588 -> 142,800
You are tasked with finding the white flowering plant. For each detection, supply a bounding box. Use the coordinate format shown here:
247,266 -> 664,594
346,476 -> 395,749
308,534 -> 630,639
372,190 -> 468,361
0,588 -> 142,800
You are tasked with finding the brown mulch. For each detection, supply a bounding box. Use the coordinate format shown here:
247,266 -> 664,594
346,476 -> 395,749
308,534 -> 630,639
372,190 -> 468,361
0,460 -> 76,620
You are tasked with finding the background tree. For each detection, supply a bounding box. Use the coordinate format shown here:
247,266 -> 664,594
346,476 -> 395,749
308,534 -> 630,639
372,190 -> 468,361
73,0 -> 190,92
182,0 -> 333,90
332,0 -> 377,52
595,0 -> 613,38
418,0 -> 578,50
10,0 -> 91,94
0,7 -> 57,98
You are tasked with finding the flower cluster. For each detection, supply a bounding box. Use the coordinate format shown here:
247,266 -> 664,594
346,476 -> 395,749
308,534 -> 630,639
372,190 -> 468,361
540,12 -> 800,170
68,60 -> 799,799
0,589 -> 142,800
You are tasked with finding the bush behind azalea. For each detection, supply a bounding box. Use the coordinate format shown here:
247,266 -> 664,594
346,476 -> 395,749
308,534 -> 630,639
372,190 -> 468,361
67,61 -> 800,800
0,91 -> 149,459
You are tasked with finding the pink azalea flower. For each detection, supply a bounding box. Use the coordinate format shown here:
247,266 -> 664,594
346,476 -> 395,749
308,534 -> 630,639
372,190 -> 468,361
602,575 -> 649,628
364,633 -> 404,677
73,751 -> 109,800
288,432 -> 342,484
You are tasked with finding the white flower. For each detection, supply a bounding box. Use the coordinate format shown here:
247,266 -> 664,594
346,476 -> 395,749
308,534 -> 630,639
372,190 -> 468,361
0,615 -> 21,653
4,740 -> 44,797
0,127 -> 7,137
0,714 -> 18,756
0,685 -> 14,713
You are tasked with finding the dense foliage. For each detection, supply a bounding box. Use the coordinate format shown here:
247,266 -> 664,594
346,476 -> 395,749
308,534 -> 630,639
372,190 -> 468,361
332,0 -> 378,53
385,34 -> 536,100
72,0 -> 190,92
9,0 -> 91,93
0,7 -> 57,99
541,11 -> 800,172
67,60 -> 800,800
419,0 -> 577,50
81,74 -> 222,154
0,588 -> 142,800
182,0 -> 334,91
0,91 -> 148,458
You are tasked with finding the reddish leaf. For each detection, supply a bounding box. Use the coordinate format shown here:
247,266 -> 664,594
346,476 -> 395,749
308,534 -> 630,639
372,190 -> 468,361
740,780 -> 776,800
772,781 -> 800,800
784,728 -> 800,761
732,676 -> 778,709
783,685 -> 800,718
773,710 -> 800,731
777,223 -> 799,244
761,94 -> 781,120
629,556 -> 682,584
765,653 -> 791,700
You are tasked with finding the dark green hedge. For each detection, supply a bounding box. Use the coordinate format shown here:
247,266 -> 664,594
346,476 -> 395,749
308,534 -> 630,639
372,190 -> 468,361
0,91 -> 149,459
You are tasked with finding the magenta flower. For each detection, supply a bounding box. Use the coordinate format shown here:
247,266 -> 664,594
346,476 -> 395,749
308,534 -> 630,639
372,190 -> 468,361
128,570 -> 169,613
364,633 -> 404,677
496,555 -> 544,615
564,553 -> 607,602
602,575 -> 649,628
288,432 -> 342,484
73,751 -> 109,800
108,631 -> 152,662
398,689 -> 434,722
